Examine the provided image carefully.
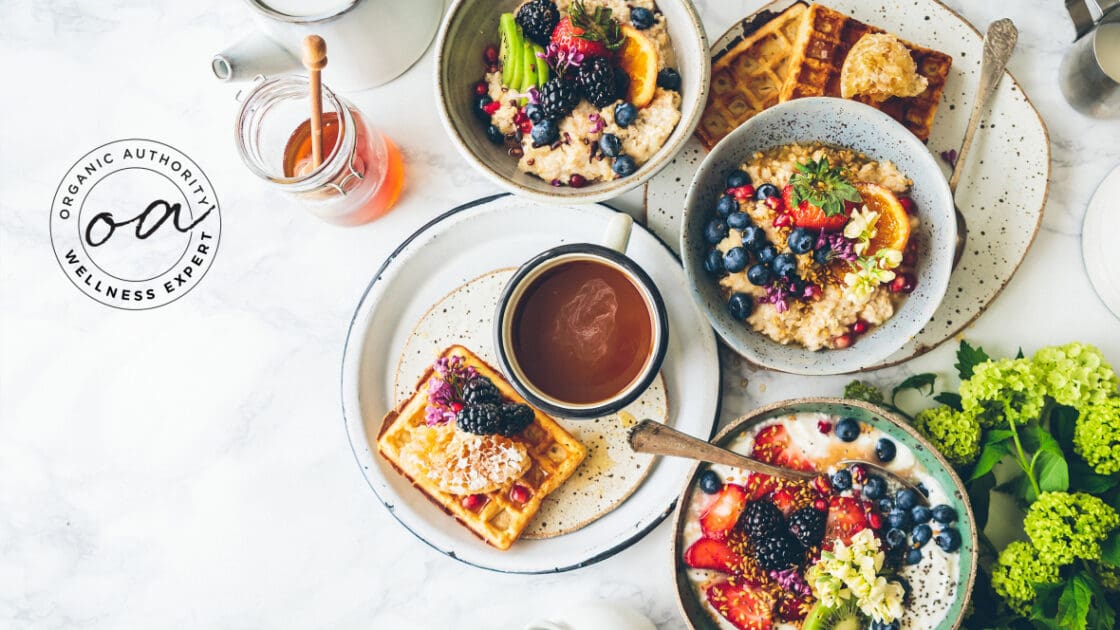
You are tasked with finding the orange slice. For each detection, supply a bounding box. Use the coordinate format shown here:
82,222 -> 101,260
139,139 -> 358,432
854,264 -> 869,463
856,182 -> 911,254
617,24 -> 659,108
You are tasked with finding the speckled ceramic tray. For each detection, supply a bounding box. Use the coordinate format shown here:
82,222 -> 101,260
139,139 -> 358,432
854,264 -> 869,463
644,0 -> 1049,371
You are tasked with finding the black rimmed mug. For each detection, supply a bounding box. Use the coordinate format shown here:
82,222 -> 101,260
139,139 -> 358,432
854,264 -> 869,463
494,214 -> 669,419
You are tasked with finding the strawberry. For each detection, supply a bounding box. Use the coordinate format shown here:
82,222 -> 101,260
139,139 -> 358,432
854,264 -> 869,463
550,0 -> 625,59
700,483 -> 747,540
781,185 -> 850,232
750,425 -> 814,472
551,17 -> 610,58
705,581 -> 775,630
825,495 -> 870,545
745,473 -> 778,501
684,537 -> 745,575
775,591 -> 813,623
770,487 -> 799,517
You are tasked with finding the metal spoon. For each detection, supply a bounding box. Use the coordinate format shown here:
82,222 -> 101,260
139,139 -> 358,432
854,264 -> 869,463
628,420 -> 929,504
950,19 -> 1018,267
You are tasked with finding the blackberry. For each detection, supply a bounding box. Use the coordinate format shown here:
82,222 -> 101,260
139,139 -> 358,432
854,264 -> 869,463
461,376 -> 501,406
538,77 -> 580,120
576,58 -> 620,108
498,403 -> 534,436
754,534 -> 803,571
740,500 -> 784,541
458,402 -> 534,436
515,0 -> 560,46
787,507 -> 826,548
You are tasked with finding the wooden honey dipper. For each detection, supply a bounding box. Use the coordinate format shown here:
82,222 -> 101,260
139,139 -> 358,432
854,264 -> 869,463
301,35 -> 328,169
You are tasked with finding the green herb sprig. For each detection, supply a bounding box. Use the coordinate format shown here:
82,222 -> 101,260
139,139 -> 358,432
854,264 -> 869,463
789,158 -> 862,216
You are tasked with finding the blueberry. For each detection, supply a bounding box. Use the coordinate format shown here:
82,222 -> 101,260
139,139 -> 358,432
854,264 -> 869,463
614,102 -> 638,127
876,438 -> 897,463
834,417 -> 860,442
704,219 -> 729,244
862,475 -> 887,500
895,488 -> 919,511
725,169 -> 751,189
813,243 -> 832,265
474,95 -> 493,121
485,124 -> 504,144
630,6 -> 655,29
911,505 -> 932,524
599,133 -> 622,157
727,292 -> 753,319
525,103 -> 545,123
932,504 -> 958,524
612,155 -> 637,177
703,249 -> 724,275
878,497 -> 895,514
740,225 -> 767,250
831,469 -> 852,491
747,264 -> 771,286
885,528 -> 906,549
755,244 -> 777,265
699,469 -> 722,494
787,227 -> 815,254
723,247 -> 748,273
727,212 -> 751,230
904,547 -> 923,565
916,482 -> 930,497
656,67 -> 681,91
715,194 -> 738,218
887,509 -> 912,531
936,526 -> 962,552
767,254 -> 795,279
912,523 -> 932,546
530,119 -> 558,146
755,183 -> 780,200
871,620 -> 900,630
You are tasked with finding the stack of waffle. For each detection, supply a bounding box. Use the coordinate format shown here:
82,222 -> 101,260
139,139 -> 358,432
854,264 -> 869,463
696,2 -> 953,149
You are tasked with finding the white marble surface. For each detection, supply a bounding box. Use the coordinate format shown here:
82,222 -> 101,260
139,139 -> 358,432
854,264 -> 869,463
1,1 -> 1118,628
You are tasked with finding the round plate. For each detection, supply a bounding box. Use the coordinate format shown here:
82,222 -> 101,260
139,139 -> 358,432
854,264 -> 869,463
342,193 -> 722,573
1082,163 -> 1120,321
644,0 -> 1049,371
670,398 -> 978,630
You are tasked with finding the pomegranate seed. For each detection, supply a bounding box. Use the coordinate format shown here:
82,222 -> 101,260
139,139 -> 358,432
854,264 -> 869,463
461,494 -> 485,510
568,174 -> 587,188
833,334 -> 853,349
804,284 -> 822,299
850,465 -> 867,483
852,320 -> 869,335
898,196 -> 915,214
867,511 -> 884,530
728,185 -> 756,200
907,240 -> 919,254
513,111 -> 527,124
450,402 -> 464,413
518,120 -> 533,134
474,81 -> 489,96
510,485 -> 531,503
817,420 -> 833,434
889,273 -> 917,294
814,498 -> 829,512
772,213 -> 793,228
765,196 -> 785,212
483,45 -> 499,65
813,475 -> 831,495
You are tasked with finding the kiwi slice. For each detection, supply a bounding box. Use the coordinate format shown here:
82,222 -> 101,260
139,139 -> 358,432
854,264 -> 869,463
499,13 -> 523,87
801,600 -> 868,630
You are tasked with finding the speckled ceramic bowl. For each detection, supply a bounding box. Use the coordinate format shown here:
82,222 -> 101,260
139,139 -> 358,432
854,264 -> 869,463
435,0 -> 709,204
681,98 -> 955,375
671,398 -> 978,630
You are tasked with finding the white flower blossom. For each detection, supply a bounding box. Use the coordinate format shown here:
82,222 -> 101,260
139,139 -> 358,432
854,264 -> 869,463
805,529 -> 906,624
844,206 -> 880,254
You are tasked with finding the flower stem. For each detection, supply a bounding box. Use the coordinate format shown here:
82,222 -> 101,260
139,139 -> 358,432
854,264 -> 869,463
1005,403 -> 1041,497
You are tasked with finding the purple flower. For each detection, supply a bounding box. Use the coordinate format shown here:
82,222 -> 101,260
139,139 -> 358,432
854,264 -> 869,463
761,276 -> 820,313
814,232 -> 857,264
424,356 -> 479,426
540,42 -> 584,76
769,568 -> 812,596
588,112 -> 604,134
940,149 -> 958,167
527,86 -> 540,105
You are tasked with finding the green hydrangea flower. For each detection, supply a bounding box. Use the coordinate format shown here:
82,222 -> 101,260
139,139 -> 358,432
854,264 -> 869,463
844,380 -> 886,405
914,405 -> 981,466
1074,396 -> 1120,475
1023,491 -> 1120,565
1094,562 -> 1120,593
990,541 -> 1061,616
959,358 -> 1045,428
1032,343 -> 1118,410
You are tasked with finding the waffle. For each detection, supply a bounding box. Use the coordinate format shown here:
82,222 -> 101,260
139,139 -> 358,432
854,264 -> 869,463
778,4 -> 952,141
377,345 -> 587,550
696,2 -> 808,149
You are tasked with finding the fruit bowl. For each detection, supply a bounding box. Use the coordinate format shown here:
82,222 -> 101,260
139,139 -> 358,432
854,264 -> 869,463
434,0 -> 710,204
671,398 -> 977,630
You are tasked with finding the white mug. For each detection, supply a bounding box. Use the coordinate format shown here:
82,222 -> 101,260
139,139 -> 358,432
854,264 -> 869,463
212,0 -> 443,91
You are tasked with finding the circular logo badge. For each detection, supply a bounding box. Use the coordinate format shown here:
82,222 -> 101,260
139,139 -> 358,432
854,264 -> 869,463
50,139 -> 221,310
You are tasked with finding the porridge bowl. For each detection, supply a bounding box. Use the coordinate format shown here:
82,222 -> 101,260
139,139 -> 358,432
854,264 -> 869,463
436,0 -> 709,204
681,98 -> 954,375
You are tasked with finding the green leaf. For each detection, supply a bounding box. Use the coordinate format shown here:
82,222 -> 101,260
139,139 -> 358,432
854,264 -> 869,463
1035,449 -> 1070,493
1015,347 -> 1025,359
1050,404 -> 1080,455
789,158 -> 861,217
970,440 -> 1012,481
1084,573 -> 1116,630
1101,531 -> 1120,568
967,471 -> 996,531
956,340 -> 991,380
891,373 -> 937,406
1069,458 -> 1119,494
934,391 -> 963,411
985,429 -> 1016,445
1056,574 -> 1092,630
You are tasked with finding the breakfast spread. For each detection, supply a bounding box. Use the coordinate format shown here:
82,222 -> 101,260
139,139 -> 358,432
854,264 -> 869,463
377,345 -> 587,550
697,3 -> 953,148
681,412 -> 965,630
473,0 -> 683,186
701,143 -> 918,350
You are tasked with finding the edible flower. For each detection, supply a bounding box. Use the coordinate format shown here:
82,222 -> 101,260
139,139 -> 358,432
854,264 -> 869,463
1074,396 -> 1120,475
588,112 -> 605,134
762,277 -> 819,313
424,356 -> 479,426
814,232 -> 858,264
914,405 -> 982,466
842,249 -> 900,303
539,42 -> 584,76
805,529 -> 905,624
843,206 -> 879,255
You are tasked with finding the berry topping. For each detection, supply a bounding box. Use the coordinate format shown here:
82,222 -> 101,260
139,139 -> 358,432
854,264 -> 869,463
461,376 -> 501,405
524,103 -> 545,123
461,493 -> 486,511
715,194 -> 738,217
889,272 -> 917,294
613,101 -> 638,127
878,497 -> 895,514
831,469 -> 853,491
456,402 -> 534,436
576,57 -> 620,107
726,169 -> 752,188
887,509 -> 911,531
612,154 -> 636,176
895,488 -> 919,510
747,264 -> 771,286
474,81 -> 489,96
705,218 -> 729,244
898,195 -> 915,214
905,547 -> 923,565
834,417 -> 861,442
723,247 -> 748,273
885,527 -> 906,549
755,182 -> 780,200
699,469 -> 723,494
550,0 -> 624,59
912,523 -> 932,546
935,526 -> 962,552
598,132 -> 622,157
875,438 -> 897,462
515,0 -> 561,46
629,6 -> 655,29
911,505 -> 932,524
825,495 -> 871,545
750,424 -> 814,472
729,185 -> 756,200
657,67 -> 681,90
703,249 -> 724,275
705,581 -> 775,630
741,499 -> 785,541
740,225 -> 768,251
537,76 -> 580,119
568,173 -> 587,188
727,211 -> 751,230
817,420 -> 833,434
700,483 -> 748,540
727,292 -> 753,319
529,119 -> 558,146
770,253 -> 797,278
684,536 -> 748,575
753,533 -> 803,571
485,124 -> 504,145
484,44 -> 500,65
862,475 -> 887,500
755,245 -> 777,265
852,319 -> 870,335
787,507 -> 826,548
932,504 -> 958,524
510,484 -> 531,504
787,227 -> 816,254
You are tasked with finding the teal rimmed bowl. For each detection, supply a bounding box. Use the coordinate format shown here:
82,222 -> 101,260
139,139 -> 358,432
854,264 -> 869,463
671,398 -> 977,630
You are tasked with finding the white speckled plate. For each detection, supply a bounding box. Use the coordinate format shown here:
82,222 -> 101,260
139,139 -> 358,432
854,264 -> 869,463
342,194 -> 722,573
392,268 -> 670,539
644,0 -> 1049,371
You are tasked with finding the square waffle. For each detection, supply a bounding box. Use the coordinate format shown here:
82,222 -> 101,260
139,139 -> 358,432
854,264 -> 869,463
778,4 -> 953,141
377,345 -> 587,550
696,2 -> 809,149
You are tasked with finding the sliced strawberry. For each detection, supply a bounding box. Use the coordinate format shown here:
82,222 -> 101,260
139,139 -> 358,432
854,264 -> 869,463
825,495 -> 870,545
700,483 -> 747,540
745,473 -> 778,501
705,581 -> 775,630
775,591 -> 813,623
781,184 -> 850,232
684,537 -> 745,575
750,425 -> 815,472
770,487 -> 799,517
551,17 -> 611,59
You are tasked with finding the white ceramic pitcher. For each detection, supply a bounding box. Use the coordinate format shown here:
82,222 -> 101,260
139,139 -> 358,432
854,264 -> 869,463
212,0 -> 443,91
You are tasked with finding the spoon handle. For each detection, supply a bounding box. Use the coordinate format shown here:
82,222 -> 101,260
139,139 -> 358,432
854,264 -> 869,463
627,420 -> 819,482
948,19 -> 1018,193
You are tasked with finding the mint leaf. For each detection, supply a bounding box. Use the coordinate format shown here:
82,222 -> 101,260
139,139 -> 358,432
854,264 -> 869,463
1035,449 -> 1070,493
970,440 -> 1012,481
955,340 -> 990,380
1102,531 -> 1120,568
1056,574 -> 1092,630
890,373 -> 937,407
934,391 -> 963,411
